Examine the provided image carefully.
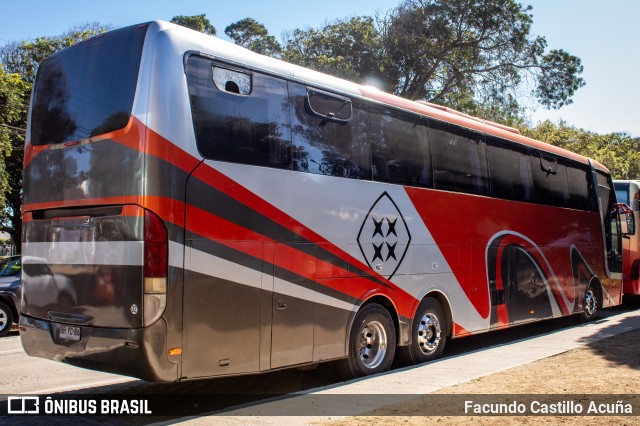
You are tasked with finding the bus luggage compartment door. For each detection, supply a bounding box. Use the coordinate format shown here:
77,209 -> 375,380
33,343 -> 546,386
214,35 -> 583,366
182,240 -> 263,377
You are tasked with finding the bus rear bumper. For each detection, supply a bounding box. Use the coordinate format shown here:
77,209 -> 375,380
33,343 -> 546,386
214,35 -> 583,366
19,314 -> 178,382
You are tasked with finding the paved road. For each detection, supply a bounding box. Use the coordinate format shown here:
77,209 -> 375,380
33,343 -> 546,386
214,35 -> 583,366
0,331 -> 135,395
1,298 -> 638,424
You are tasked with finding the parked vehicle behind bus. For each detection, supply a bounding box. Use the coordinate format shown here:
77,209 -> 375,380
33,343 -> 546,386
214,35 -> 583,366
20,21 -> 634,382
614,180 -> 640,294
0,256 -> 22,337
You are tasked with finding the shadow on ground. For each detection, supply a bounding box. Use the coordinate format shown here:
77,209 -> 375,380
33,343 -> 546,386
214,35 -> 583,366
573,295 -> 640,371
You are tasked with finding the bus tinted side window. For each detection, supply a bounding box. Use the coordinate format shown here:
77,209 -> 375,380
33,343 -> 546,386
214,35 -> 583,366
428,120 -> 488,196
566,162 -> 597,211
368,106 -> 431,187
186,56 -> 292,169
531,152 -> 569,208
485,136 -> 533,202
289,82 -> 370,179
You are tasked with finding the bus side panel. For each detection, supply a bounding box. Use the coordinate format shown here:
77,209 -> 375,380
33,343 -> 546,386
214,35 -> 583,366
405,187 -> 604,326
209,161 -> 490,335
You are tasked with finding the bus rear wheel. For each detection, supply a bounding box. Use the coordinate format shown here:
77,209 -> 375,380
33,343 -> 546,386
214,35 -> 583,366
336,303 -> 396,380
397,297 -> 447,365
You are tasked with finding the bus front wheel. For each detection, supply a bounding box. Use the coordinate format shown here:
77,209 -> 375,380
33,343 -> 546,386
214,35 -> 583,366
336,303 -> 396,380
581,282 -> 599,322
397,297 -> 447,365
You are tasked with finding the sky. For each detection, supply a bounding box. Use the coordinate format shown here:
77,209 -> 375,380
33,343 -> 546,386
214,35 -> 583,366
1,0 -> 638,137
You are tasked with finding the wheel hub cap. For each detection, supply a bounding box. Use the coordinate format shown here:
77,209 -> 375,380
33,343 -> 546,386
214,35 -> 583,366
358,320 -> 387,369
417,313 -> 441,355
585,290 -> 596,317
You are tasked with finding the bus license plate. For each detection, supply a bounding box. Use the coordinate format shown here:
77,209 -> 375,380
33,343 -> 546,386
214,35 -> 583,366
59,325 -> 81,341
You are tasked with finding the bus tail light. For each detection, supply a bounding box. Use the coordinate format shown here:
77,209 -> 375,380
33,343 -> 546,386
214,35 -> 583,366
143,210 -> 167,326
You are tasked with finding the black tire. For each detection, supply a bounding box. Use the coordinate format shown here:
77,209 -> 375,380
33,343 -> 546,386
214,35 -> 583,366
336,303 -> 396,380
397,297 -> 447,365
0,301 -> 14,337
580,281 -> 598,322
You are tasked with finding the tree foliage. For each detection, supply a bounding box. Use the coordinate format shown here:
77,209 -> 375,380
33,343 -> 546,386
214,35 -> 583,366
0,67 -> 29,248
522,120 -> 640,180
382,0 -> 584,109
0,22 -> 110,83
0,67 -> 28,188
282,17 -> 396,91
170,14 -> 216,36
274,0 -> 585,116
225,18 -> 281,57
178,3 -> 585,119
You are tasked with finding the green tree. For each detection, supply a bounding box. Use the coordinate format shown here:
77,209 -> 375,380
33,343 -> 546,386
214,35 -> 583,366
382,0 -> 585,110
279,1 -> 584,120
170,14 -> 216,36
0,67 -> 30,249
282,17 -> 396,91
225,18 -> 282,57
1,22 -> 110,83
522,120 -> 640,180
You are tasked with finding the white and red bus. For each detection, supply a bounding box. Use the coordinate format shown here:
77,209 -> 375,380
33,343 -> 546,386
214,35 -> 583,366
614,180 -> 640,294
20,22 -> 633,382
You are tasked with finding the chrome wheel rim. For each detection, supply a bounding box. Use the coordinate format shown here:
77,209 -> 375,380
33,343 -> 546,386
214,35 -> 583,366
0,308 -> 7,331
358,320 -> 387,369
585,289 -> 597,318
417,313 -> 441,355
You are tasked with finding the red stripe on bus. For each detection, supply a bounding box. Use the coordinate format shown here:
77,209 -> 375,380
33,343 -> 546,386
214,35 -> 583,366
186,204 -> 414,313
190,164 -> 406,284
452,322 -> 471,337
497,304 -> 509,327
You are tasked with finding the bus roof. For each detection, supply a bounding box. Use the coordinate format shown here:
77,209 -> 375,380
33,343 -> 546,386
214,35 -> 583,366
152,20 -> 610,173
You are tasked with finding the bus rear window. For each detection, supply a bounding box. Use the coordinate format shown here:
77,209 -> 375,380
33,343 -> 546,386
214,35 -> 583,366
30,24 -> 148,146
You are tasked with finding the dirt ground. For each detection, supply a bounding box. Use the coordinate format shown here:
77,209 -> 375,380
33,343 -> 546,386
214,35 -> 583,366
323,321 -> 640,425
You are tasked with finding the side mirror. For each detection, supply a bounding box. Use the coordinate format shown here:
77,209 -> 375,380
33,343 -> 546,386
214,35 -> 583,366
615,203 -> 636,236
626,211 -> 636,236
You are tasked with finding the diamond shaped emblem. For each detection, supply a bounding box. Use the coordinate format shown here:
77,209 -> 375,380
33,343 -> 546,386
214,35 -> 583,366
357,192 -> 411,279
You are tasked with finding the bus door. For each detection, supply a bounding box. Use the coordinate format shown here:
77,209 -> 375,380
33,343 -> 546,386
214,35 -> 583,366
595,170 -> 623,304
616,203 -> 637,293
181,166 -> 264,377
181,240 -> 264,377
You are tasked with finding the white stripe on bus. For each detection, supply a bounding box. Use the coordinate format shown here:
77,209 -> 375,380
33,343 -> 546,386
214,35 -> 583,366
183,244 -> 354,312
23,241 -> 144,266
